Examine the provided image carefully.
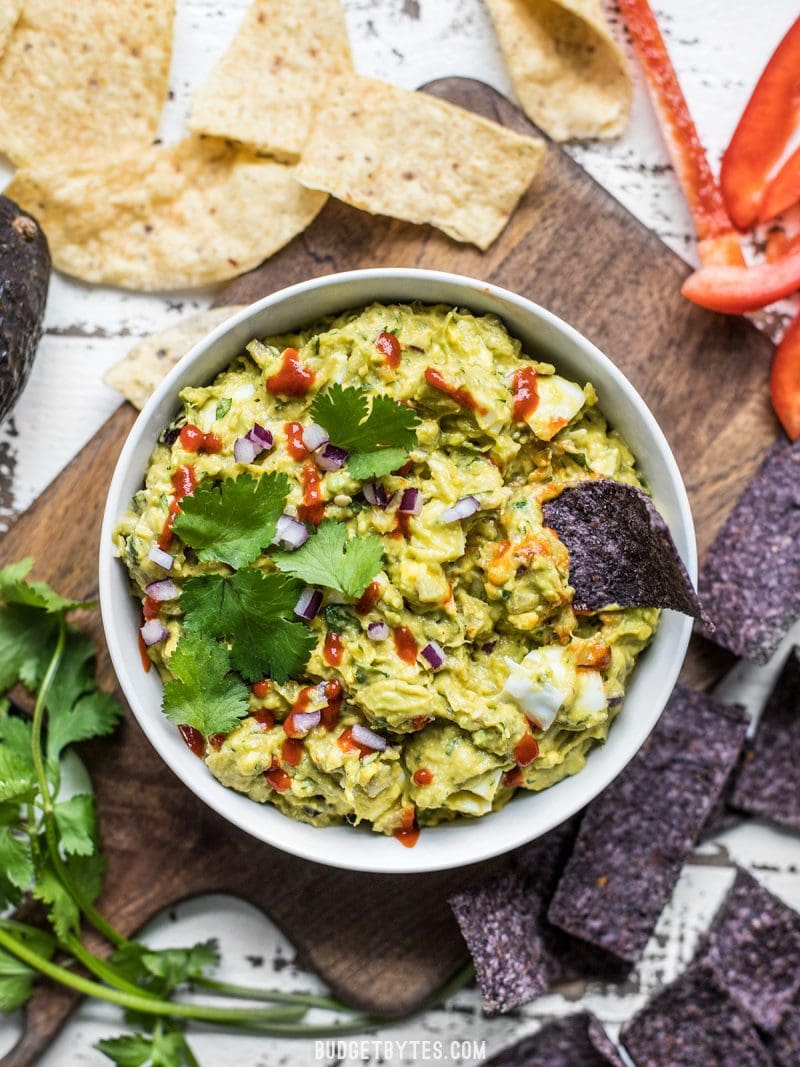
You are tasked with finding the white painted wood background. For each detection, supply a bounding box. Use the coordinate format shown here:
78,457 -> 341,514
1,1 -> 799,1064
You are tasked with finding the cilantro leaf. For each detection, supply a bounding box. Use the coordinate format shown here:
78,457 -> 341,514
0,746 -> 36,804
273,521 -> 383,599
173,472 -> 290,570
0,927 -> 54,1012
215,397 -> 232,420
310,385 -> 419,479
112,939 -> 219,995
347,447 -> 408,480
97,1030 -> 195,1067
53,794 -> 97,856
162,632 -> 250,734
67,850 -> 106,903
0,559 -> 92,613
0,826 -> 33,891
181,570 -> 315,684
0,603 -> 60,692
46,689 -> 124,763
33,861 -> 80,941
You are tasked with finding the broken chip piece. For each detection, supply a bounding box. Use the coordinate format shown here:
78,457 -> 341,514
698,437 -> 800,663
486,1011 -> 624,1066
695,867 -> 800,1033
730,647 -> 800,832
620,964 -> 773,1067
547,686 -> 748,963
542,479 -> 710,625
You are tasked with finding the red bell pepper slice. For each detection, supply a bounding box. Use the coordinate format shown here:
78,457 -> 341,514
771,313 -> 800,440
720,16 -> 800,230
681,240 -> 800,314
618,0 -> 743,266
760,144 -> 800,223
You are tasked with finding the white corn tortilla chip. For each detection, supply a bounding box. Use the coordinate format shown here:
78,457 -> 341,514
0,0 -> 173,167
485,0 -> 631,141
6,136 -> 327,291
0,0 -> 20,55
104,307 -> 247,409
189,0 -> 352,162
296,75 -> 546,249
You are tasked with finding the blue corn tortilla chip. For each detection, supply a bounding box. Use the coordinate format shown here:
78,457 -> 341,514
450,820 -> 627,1014
695,867 -> 800,1033
620,964 -> 773,1067
768,992 -> 800,1067
542,479 -> 709,625
486,1012 -> 624,1067
547,686 -> 748,963
730,647 -> 800,832
699,436 -> 800,663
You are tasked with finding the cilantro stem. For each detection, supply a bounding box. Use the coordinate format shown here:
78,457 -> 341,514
192,975 -> 349,1012
29,615 -> 127,950
0,927 -> 307,1026
62,934 -> 156,1000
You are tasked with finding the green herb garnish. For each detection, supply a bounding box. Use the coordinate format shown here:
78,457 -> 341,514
173,472 -> 289,570
310,384 -> 419,480
273,521 -> 383,599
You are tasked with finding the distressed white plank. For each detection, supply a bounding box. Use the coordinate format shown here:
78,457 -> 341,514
0,2 -> 799,1064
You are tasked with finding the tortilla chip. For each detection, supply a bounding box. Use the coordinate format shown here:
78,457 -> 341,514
542,479 -> 710,624
486,1012 -> 625,1067
104,307 -> 248,409
450,819 -> 627,1013
696,868 -> 800,1033
769,993 -> 800,1067
698,437 -> 800,663
0,0 -> 20,54
485,0 -> 631,141
295,75 -> 546,249
621,964 -> 773,1067
189,0 -> 352,162
731,648 -> 800,832
5,137 -> 327,291
0,0 -> 172,168
547,686 -> 748,963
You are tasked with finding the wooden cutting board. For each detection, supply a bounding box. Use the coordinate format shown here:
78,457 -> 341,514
0,78 -> 776,1066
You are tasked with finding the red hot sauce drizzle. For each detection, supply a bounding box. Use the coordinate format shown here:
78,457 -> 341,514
393,626 -> 418,664
284,421 -> 308,460
159,464 -> 197,550
393,807 -> 420,848
424,367 -> 487,415
266,347 -> 315,396
355,581 -> 382,615
178,724 -> 204,757
375,330 -> 401,369
297,462 -> 325,525
323,631 -> 343,666
512,367 -> 539,422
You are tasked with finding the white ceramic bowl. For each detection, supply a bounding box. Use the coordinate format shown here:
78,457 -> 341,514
99,268 -> 695,875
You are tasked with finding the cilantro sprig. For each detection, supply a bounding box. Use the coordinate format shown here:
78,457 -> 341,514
311,384 -> 419,480
273,521 -> 383,599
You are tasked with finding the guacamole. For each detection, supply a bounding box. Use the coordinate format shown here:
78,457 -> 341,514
114,303 -> 658,841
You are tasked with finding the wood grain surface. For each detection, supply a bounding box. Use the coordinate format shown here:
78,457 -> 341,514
0,77 -> 775,1065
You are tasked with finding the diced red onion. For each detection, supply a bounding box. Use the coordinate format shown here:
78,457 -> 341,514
482,640 -> 498,654
398,488 -> 423,515
351,724 -> 387,752
367,621 -> 389,641
440,495 -> 480,523
294,587 -> 323,620
247,423 -> 273,450
140,619 -> 168,646
290,709 -> 321,735
316,444 -> 348,472
145,578 -> 180,602
273,514 -> 309,549
147,545 -> 174,571
234,436 -> 259,465
421,640 -> 447,670
302,423 -> 330,452
363,481 -> 389,508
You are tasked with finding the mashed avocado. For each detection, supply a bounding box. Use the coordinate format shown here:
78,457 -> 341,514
115,303 -> 658,840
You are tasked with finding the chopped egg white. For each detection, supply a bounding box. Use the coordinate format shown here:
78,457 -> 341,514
525,374 -> 586,441
500,646 -> 578,729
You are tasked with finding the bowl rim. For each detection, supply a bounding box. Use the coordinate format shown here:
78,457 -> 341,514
99,267 -> 695,875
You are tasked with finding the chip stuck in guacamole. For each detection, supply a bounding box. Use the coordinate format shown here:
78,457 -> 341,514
114,303 -> 697,842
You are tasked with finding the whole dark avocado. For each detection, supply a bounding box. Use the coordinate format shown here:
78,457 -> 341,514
0,195 -> 51,423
